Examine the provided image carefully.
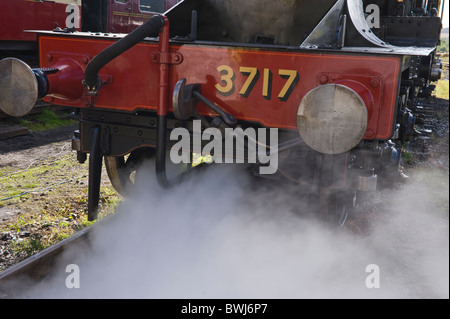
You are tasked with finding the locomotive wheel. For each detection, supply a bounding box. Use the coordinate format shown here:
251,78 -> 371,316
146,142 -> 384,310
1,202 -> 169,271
105,148 -> 156,196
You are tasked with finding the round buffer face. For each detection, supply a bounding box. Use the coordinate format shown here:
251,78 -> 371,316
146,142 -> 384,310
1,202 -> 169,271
297,84 -> 368,155
0,57 -> 38,117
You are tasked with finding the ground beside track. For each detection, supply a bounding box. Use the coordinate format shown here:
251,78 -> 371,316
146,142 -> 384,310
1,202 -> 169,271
0,111 -> 119,272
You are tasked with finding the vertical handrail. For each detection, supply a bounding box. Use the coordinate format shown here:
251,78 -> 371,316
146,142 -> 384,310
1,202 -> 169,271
156,16 -> 172,188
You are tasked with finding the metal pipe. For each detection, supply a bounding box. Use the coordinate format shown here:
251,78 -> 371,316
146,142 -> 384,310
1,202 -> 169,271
192,91 -> 238,127
156,16 -> 172,189
84,15 -> 165,93
88,127 -> 102,221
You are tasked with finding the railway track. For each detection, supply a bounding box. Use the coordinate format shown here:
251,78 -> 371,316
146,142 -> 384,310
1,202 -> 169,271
0,215 -> 114,298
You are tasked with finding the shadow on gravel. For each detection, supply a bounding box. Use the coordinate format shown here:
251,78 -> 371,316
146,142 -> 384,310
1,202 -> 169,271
0,124 -> 77,154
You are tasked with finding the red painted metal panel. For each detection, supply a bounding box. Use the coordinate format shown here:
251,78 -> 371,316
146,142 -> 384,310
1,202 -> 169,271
0,0 -> 79,43
108,0 -> 133,33
39,35 -> 401,140
108,0 -> 179,33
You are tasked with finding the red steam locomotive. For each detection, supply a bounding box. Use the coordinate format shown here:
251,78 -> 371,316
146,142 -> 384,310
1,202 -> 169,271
0,0 -> 444,224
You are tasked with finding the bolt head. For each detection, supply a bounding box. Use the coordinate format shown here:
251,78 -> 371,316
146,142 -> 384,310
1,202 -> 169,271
319,75 -> 328,84
371,79 -> 381,88
366,129 -> 376,139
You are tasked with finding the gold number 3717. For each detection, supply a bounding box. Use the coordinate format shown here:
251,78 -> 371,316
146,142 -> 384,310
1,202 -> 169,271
215,65 -> 299,101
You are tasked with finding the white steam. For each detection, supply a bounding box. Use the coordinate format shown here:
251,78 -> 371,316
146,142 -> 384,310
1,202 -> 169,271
19,163 -> 449,299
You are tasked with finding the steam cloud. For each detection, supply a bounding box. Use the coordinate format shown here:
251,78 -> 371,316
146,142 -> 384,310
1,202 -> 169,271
18,162 -> 449,299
